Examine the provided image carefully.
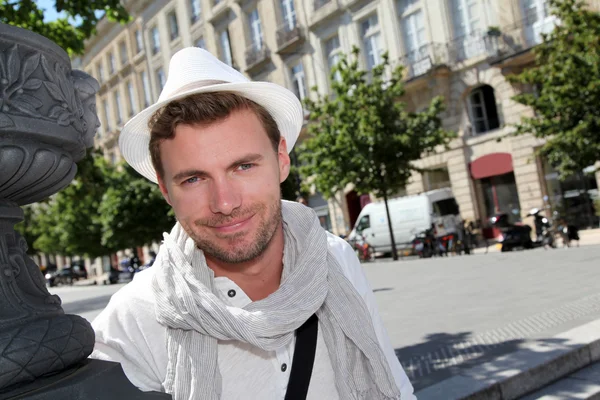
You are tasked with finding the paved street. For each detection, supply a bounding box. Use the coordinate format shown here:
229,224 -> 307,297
51,244 -> 600,392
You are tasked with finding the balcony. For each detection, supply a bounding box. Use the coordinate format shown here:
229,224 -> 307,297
488,15 -> 558,69
245,44 -> 270,74
447,30 -> 503,65
276,24 -> 305,54
314,0 -> 330,9
309,0 -> 341,29
399,43 -> 450,80
209,1 -> 230,25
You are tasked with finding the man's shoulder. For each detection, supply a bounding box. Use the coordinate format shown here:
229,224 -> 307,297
93,265 -> 160,334
107,267 -> 158,311
325,232 -> 367,289
325,231 -> 355,261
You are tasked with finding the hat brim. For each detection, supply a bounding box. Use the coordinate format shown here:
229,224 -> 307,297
118,81 -> 304,184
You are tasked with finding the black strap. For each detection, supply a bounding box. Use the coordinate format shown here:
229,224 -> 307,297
284,314 -> 319,400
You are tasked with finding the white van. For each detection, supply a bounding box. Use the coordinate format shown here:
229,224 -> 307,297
348,188 -> 462,253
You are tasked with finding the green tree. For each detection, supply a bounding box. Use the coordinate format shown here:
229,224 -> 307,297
0,0 -> 129,56
32,150 -> 115,258
299,47 -> 454,260
98,164 -> 175,250
509,0 -> 600,178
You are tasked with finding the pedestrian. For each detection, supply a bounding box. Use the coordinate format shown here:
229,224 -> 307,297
91,47 -> 415,400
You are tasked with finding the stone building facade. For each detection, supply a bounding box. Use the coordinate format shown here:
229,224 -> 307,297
78,0 -> 600,243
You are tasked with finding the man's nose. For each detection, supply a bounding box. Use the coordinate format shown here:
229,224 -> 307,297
209,176 -> 241,215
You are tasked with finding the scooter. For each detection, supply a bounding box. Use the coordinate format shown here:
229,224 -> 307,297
490,213 -> 533,252
527,208 -> 556,249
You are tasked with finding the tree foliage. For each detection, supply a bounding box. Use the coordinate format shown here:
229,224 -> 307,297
509,0 -> 600,178
30,150 -> 114,258
299,47 -> 454,200
98,164 -> 175,250
0,0 -> 129,56
17,151 -> 175,258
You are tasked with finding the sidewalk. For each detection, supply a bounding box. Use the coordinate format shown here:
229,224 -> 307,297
415,318 -> 600,400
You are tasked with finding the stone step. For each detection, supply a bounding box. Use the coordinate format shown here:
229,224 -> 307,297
519,362 -> 600,400
415,319 -> 600,400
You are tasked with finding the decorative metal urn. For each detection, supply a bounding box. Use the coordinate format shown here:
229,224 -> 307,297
0,23 -> 169,399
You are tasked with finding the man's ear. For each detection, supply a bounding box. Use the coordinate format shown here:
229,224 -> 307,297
157,175 -> 172,206
278,137 -> 291,183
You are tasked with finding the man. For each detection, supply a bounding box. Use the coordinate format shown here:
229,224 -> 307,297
91,47 -> 415,400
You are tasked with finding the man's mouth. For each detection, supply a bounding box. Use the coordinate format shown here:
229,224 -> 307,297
210,215 -> 253,234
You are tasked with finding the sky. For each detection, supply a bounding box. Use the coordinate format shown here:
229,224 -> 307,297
36,0 -> 63,22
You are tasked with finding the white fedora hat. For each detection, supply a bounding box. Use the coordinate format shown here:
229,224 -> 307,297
118,47 -> 304,184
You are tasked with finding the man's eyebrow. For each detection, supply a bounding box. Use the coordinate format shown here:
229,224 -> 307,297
171,154 -> 264,182
172,169 -> 209,182
226,153 -> 264,170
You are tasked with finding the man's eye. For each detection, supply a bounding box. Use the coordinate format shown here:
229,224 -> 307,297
238,163 -> 253,171
184,177 -> 199,184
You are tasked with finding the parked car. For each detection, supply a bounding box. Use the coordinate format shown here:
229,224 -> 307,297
45,264 -> 88,287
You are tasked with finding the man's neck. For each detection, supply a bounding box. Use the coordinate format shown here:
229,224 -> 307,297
206,226 -> 284,301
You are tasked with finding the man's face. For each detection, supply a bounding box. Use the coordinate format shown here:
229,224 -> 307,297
158,108 -> 290,264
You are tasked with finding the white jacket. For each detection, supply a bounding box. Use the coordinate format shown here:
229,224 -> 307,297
91,232 -> 416,400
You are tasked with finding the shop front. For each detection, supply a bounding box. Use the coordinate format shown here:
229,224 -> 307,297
470,153 -> 523,237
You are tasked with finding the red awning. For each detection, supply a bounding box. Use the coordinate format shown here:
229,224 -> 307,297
470,153 -> 514,179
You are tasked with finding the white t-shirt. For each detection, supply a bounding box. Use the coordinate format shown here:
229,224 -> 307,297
91,232 -> 416,400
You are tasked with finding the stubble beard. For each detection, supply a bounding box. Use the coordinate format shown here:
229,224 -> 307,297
188,200 -> 282,264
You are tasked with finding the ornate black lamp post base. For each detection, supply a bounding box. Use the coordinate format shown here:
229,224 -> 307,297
0,23 -> 170,399
1,359 -> 171,400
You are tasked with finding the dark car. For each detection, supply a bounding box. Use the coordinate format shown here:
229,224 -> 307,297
45,264 -> 88,287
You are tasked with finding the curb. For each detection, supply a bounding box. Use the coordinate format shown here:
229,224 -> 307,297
415,319 -> 600,400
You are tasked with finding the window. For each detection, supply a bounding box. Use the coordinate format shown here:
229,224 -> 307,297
248,8 -> 263,50
398,0 -> 419,13
135,29 -> 144,53
127,81 -> 136,116
451,0 -> 484,60
190,0 -> 202,23
325,35 -> 342,82
400,7 -> 426,56
280,0 -> 297,31
119,41 -> 128,65
168,11 -> 179,41
196,37 -> 206,49
96,62 -> 105,83
451,0 -> 481,38
108,52 -> 116,75
522,0 -> 549,25
114,91 -> 123,125
361,14 -> 383,70
103,99 -> 111,131
468,85 -> 499,134
141,71 -> 151,107
151,26 -> 160,54
219,29 -> 233,67
291,63 -> 307,101
432,198 -> 460,217
356,215 -> 371,232
400,3 -> 428,76
423,168 -> 451,191
156,68 -> 166,92
521,0 -> 556,45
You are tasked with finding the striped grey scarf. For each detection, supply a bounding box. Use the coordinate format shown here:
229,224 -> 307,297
152,200 -> 401,400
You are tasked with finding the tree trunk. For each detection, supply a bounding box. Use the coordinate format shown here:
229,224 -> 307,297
382,191 -> 399,261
